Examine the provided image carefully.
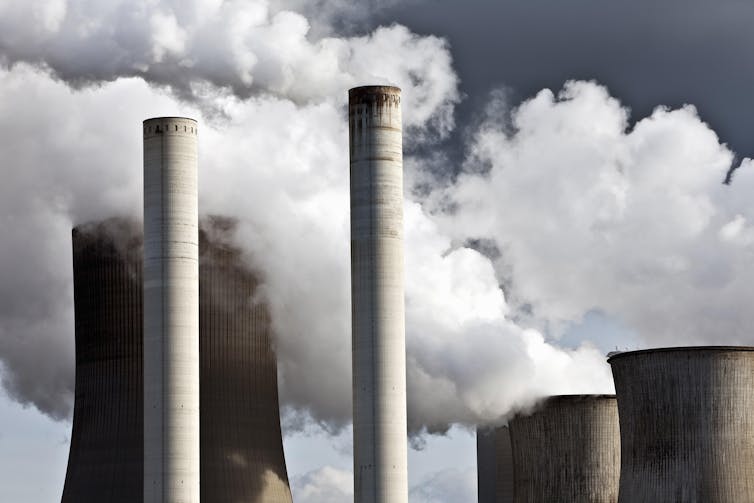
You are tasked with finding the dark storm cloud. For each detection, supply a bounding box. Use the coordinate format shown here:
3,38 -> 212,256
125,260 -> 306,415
377,0 -> 754,159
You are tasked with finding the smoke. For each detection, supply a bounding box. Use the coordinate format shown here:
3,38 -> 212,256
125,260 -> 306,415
0,0 -> 462,424
2,0 -> 744,436
0,0 -> 455,136
436,80 -> 754,348
0,68 -> 171,419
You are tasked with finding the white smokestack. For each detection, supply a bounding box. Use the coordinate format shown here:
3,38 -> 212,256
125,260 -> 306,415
143,117 -> 200,502
349,85 -> 408,502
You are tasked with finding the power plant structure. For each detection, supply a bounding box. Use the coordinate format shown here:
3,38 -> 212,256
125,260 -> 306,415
63,219 -> 143,502
508,395 -> 620,503
56,104 -> 754,503
476,426 -> 514,503
61,216 -> 292,503
143,117 -> 200,502
609,347 -> 754,502
349,85 -> 409,503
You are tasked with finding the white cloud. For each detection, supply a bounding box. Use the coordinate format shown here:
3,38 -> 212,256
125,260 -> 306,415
440,80 -> 754,347
291,466 -> 353,503
0,0 -> 624,432
0,1 -> 463,424
0,0 -> 459,135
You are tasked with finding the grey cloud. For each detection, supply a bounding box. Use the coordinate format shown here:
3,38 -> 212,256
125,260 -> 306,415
409,467 -> 477,503
378,0 -> 754,159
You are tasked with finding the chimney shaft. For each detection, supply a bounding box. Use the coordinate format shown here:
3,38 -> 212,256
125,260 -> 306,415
349,86 -> 408,503
143,117 -> 200,503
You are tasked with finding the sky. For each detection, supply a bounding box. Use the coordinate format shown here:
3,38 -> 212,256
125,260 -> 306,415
1,0 -> 753,501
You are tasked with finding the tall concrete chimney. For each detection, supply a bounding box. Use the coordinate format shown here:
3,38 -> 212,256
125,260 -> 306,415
143,117 -> 200,502
349,85 -> 408,503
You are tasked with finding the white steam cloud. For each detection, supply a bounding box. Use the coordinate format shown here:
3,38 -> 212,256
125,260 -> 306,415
437,80 -> 754,348
3,0 -> 744,437
0,0 -> 456,135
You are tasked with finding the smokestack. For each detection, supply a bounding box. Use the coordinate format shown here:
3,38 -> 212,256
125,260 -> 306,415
609,347 -> 754,502
143,117 -> 200,502
509,395 -> 620,503
349,85 -> 408,503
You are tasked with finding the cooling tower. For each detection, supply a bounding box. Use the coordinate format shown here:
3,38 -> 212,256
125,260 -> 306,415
349,85 -> 408,503
62,217 -> 292,503
143,117 -> 200,502
609,347 -> 754,502
62,219 -> 143,502
509,395 -> 620,503
476,426 -> 514,503
198,217 -> 292,502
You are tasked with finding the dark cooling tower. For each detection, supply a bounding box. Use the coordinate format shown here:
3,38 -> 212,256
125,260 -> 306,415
477,426 -> 514,503
198,216 -> 292,501
509,395 -> 620,503
62,217 -> 292,503
609,347 -> 754,502
62,219 -> 143,502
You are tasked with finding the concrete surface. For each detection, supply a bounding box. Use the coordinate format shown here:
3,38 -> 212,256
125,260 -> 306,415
349,85 -> 408,503
509,395 -> 620,503
63,217 -> 293,503
143,117 -> 200,503
477,426 -> 514,503
609,347 -> 754,502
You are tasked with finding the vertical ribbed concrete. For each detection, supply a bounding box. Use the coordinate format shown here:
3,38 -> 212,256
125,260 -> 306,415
509,395 -> 620,503
477,428 -> 497,503
349,85 -> 408,503
198,217 -> 293,503
63,219 -> 143,503
609,347 -> 754,503
62,218 -> 292,503
143,117 -> 200,503
477,426 -> 514,503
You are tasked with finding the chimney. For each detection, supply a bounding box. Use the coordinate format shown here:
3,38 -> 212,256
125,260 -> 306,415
143,117 -> 200,502
349,86 -> 408,503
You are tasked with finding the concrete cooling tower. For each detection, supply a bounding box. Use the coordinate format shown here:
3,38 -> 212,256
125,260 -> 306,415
476,426 -> 514,503
62,219 -> 144,502
509,395 -> 620,503
198,216 -> 292,500
609,347 -> 754,502
61,217 -> 292,503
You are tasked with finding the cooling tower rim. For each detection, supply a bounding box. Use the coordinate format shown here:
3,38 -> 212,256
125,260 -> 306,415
544,394 -> 616,401
143,116 -> 197,123
607,345 -> 754,362
349,85 -> 401,98
72,216 -> 138,232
